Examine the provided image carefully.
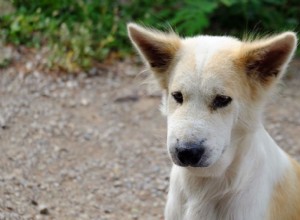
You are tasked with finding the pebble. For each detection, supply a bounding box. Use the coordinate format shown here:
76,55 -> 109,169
81,98 -> 89,106
39,205 -> 49,215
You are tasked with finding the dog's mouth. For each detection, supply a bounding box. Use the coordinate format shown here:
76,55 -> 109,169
175,161 -> 210,168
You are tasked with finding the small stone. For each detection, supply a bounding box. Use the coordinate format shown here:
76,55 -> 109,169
88,67 -> 98,76
26,62 -> 33,70
113,180 -> 122,187
104,209 -> 111,214
83,132 -> 92,141
39,205 -> 49,215
54,145 -> 61,152
66,80 -> 78,88
31,200 -> 38,206
81,98 -> 89,106
0,116 -> 7,129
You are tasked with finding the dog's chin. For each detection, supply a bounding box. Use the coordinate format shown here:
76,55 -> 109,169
175,153 -> 232,177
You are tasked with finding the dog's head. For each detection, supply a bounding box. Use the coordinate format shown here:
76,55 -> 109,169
128,23 -> 297,175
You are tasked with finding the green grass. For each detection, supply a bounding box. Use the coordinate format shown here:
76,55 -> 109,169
0,0 -> 299,72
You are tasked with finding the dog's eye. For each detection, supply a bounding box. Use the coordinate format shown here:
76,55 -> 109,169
171,91 -> 183,104
212,95 -> 232,110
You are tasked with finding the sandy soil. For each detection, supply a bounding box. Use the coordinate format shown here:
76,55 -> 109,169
0,56 -> 299,220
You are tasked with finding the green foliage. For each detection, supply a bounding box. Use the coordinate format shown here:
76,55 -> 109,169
0,0 -> 299,72
210,0 -> 299,36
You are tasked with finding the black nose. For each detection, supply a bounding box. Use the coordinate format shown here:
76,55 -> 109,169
175,141 -> 205,167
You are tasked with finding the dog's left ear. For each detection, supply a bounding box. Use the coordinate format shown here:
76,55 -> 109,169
127,23 -> 181,89
237,32 -> 297,86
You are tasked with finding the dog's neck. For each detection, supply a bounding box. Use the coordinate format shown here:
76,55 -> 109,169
170,124 -> 289,220
180,122 -> 288,193
224,124 -> 279,187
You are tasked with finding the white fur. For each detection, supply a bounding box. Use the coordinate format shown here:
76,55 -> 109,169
127,24 -> 298,220
165,126 -> 290,220
164,36 -> 295,220
163,35 -> 294,220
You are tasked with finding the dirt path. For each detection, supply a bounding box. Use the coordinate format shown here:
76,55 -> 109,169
0,59 -> 299,220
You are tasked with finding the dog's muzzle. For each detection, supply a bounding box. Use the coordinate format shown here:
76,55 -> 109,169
173,140 -> 208,167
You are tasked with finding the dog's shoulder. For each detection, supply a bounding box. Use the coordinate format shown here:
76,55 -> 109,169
268,156 -> 300,220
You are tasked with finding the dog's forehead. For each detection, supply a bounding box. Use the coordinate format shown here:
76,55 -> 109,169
171,36 -> 241,93
184,36 -> 240,70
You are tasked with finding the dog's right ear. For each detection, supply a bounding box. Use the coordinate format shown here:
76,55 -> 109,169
237,32 -> 297,87
127,23 -> 181,89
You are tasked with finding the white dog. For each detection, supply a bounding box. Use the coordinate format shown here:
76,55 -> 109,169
128,23 -> 300,220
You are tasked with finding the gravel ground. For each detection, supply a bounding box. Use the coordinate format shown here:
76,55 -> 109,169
0,55 -> 299,220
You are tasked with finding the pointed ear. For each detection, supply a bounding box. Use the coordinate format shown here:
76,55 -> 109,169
127,23 -> 181,89
237,32 -> 297,86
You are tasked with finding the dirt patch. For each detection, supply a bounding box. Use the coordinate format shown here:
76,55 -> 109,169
0,58 -> 299,219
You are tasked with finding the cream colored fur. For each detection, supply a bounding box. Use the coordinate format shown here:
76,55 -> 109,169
128,23 -> 300,220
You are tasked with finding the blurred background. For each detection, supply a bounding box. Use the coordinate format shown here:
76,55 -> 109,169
0,0 -> 300,71
0,0 -> 299,219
